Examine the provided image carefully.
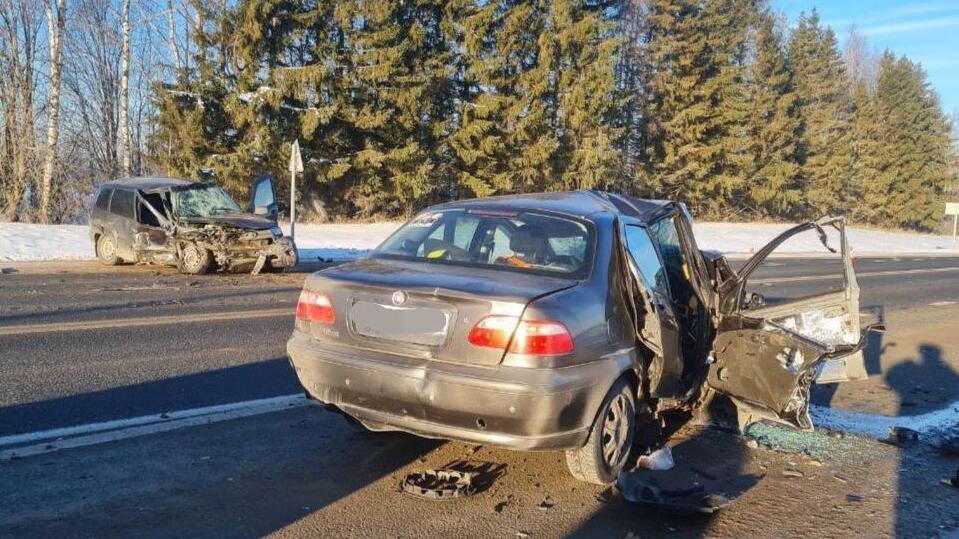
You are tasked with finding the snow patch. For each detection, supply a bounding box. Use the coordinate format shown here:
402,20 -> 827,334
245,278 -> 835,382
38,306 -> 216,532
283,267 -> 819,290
3,219 -> 959,262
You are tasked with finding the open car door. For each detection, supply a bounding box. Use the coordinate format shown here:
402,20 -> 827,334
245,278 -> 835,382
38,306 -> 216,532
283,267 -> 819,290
707,217 -> 882,431
249,176 -> 278,221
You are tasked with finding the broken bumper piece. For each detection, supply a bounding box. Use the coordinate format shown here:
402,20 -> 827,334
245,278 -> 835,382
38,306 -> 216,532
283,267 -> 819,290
285,332 -> 626,450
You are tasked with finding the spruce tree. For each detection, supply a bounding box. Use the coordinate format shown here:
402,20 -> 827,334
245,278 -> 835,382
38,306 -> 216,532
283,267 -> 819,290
787,10 -> 855,218
858,52 -> 952,229
640,0 -> 756,216
744,11 -> 802,217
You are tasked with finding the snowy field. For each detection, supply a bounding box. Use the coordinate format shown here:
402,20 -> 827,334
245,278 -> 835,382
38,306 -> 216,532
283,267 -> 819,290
2,220 -> 959,262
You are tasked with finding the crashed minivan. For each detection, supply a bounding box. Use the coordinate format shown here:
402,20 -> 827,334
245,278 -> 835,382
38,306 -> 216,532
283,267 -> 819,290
287,191 -> 879,484
89,176 -> 297,274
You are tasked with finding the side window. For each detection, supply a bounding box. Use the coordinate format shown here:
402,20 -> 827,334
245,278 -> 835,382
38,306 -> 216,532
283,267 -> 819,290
649,217 -> 684,271
624,225 -> 669,296
452,217 -> 480,250
109,189 -> 135,218
94,188 -> 112,211
489,224 -> 513,261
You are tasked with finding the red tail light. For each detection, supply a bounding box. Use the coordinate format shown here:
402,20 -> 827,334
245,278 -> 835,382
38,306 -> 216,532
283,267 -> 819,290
295,290 -> 335,325
468,315 -> 574,355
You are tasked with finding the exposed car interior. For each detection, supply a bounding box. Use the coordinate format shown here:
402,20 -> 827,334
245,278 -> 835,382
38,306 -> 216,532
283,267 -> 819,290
376,209 -> 592,276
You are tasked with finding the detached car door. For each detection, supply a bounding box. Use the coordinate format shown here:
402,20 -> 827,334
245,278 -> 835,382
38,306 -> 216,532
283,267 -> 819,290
707,217 -> 880,431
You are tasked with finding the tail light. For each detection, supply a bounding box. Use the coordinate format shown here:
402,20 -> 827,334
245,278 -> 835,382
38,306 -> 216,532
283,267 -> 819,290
468,315 -> 574,355
295,290 -> 335,325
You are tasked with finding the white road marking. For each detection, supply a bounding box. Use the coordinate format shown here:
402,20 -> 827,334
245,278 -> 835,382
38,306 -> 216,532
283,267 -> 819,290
0,394 -> 307,461
0,307 -> 293,336
752,265 -> 959,285
929,301 -> 956,306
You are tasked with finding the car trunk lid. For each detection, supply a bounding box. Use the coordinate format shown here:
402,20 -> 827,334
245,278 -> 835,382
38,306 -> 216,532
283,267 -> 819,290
303,257 -> 576,366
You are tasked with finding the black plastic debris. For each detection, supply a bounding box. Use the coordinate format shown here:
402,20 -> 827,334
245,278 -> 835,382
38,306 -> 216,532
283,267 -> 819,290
401,469 -> 477,500
882,426 -> 920,446
615,472 -> 731,514
401,461 -> 506,500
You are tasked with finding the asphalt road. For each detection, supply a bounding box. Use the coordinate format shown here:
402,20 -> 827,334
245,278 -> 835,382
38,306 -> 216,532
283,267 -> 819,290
1,257 -> 959,538
1,256 -> 958,438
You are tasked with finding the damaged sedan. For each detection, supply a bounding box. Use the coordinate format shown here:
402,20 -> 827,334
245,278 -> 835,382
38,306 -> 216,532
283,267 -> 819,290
286,191 -> 880,485
89,176 -> 297,274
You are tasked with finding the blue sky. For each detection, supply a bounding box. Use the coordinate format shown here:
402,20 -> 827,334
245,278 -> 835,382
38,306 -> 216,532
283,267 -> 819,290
777,1 -> 959,115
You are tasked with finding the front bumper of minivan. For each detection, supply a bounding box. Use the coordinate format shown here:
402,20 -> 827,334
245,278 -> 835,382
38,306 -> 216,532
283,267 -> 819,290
286,331 -> 631,450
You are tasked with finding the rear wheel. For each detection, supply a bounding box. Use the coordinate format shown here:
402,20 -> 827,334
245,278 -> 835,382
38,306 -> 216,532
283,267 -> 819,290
565,377 -> 636,485
96,234 -> 120,266
179,243 -> 212,275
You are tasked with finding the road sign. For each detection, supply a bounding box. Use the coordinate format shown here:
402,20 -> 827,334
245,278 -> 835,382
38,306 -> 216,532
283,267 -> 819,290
289,139 -> 304,174
947,202 -> 959,243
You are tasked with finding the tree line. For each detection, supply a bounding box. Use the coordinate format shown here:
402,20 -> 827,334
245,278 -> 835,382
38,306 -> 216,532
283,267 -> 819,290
3,1 -> 958,230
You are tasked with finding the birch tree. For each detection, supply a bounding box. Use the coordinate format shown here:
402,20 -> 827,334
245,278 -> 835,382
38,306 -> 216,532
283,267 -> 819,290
39,0 -> 67,223
119,0 -> 131,176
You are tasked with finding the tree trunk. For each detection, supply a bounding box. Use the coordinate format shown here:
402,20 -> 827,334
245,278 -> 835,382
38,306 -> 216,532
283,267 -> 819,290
119,0 -> 131,177
39,0 -> 67,224
167,0 -> 182,79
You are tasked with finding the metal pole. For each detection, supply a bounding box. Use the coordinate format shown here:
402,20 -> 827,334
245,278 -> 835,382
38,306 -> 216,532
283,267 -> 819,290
953,212 -> 957,244
290,166 -> 296,244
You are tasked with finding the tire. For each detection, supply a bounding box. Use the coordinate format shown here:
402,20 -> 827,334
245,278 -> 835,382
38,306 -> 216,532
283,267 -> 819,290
178,243 -> 212,275
96,234 -> 120,266
565,377 -> 636,485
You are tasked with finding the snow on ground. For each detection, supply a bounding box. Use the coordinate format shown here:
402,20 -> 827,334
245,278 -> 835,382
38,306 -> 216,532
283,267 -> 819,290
2,220 -> 959,262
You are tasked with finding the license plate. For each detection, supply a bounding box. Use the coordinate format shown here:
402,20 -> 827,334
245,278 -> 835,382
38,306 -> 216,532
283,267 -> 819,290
350,300 -> 452,346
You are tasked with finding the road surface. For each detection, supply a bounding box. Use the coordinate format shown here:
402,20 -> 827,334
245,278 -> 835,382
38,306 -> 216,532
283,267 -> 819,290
1,257 -> 958,538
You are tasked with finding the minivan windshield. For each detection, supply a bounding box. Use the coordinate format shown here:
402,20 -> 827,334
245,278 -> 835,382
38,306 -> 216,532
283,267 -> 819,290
374,209 -> 593,276
173,184 -> 242,218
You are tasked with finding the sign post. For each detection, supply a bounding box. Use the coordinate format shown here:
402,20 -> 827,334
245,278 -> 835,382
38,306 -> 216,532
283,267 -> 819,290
946,203 -> 959,244
288,139 -> 304,244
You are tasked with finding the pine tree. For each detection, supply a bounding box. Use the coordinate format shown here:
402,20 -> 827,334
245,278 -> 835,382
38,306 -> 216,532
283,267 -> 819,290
744,11 -> 802,217
787,10 -> 855,218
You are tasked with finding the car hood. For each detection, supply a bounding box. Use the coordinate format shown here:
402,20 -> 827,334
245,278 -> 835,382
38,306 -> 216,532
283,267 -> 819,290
177,213 -> 274,230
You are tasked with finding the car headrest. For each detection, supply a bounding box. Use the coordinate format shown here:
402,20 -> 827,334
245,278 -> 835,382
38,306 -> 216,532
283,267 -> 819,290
510,225 -> 549,256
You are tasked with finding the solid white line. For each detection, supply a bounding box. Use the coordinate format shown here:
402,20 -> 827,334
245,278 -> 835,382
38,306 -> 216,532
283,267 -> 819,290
929,301 -> 956,307
0,307 -> 293,336
0,394 -> 306,460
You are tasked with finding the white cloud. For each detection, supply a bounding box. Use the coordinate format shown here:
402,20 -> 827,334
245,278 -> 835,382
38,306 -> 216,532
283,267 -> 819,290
862,15 -> 959,36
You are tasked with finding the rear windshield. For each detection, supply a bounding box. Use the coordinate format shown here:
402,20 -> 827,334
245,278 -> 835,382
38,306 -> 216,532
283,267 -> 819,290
374,209 -> 593,276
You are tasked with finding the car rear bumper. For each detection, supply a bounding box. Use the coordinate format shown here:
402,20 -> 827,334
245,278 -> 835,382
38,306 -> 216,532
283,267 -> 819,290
286,332 -> 631,450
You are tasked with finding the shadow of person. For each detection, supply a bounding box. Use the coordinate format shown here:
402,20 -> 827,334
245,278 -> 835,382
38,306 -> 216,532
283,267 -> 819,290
884,344 -> 959,536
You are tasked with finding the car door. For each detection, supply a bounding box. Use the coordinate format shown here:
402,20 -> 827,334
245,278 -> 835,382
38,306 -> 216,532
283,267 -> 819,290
107,188 -> 137,260
249,176 -> 278,221
620,220 -> 686,397
707,217 -> 880,431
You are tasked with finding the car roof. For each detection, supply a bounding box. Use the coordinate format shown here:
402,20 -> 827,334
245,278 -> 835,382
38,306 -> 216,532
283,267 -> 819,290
100,176 -> 196,192
434,190 -> 673,221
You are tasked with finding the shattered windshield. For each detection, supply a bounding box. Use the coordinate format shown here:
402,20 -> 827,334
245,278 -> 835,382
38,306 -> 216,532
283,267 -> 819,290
173,184 -> 243,218
374,209 -> 593,277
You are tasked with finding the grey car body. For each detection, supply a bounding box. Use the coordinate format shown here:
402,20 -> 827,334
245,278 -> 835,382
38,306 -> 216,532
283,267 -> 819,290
286,191 -> 876,484
89,176 -> 297,274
